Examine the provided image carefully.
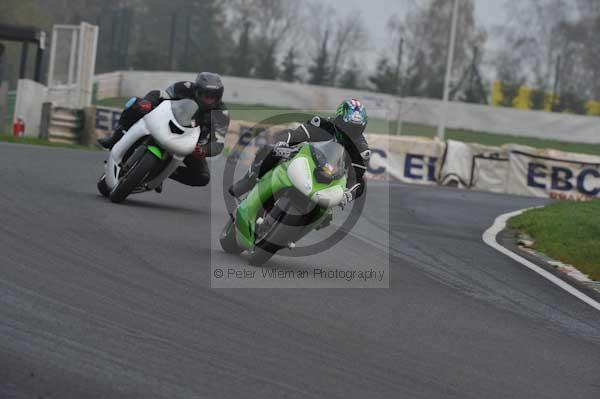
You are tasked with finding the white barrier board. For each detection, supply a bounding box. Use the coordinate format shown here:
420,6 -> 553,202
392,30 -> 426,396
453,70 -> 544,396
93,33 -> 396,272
440,140 -> 509,193
89,104 -> 600,201
366,135 -> 444,185
94,71 -> 600,144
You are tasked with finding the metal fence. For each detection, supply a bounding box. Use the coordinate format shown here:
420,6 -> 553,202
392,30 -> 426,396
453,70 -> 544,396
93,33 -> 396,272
47,23 -> 99,109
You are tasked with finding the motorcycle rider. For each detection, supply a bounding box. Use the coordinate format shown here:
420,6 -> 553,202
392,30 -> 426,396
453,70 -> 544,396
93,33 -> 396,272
229,99 -> 371,208
98,72 -> 229,188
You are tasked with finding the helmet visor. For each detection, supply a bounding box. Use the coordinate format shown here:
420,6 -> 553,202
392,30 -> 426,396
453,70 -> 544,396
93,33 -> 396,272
199,94 -> 219,108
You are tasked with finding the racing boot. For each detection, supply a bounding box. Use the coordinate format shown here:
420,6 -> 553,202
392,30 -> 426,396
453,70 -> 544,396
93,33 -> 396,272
228,170 -> 257,198
98,126 -> 124,149
229,146 -> 275,198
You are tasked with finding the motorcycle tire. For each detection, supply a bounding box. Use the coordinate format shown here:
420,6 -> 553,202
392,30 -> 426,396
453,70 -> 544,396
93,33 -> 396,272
247,207 -> 287,267
220,217 -> 243,254
110,152 -> 160,204
247,245 -> 276,267
97,175 -> 110,197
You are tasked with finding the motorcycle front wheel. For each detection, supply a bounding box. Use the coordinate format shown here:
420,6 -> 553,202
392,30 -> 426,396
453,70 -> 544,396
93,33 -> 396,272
247,245 -> 276,267
97,174 -> 110,197
110,152 -> 161,204
247,202 -> 288,266
220,217 -> 243,254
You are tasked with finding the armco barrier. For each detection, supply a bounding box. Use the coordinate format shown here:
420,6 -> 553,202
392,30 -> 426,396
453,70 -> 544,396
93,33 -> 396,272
13,72 -> 600,144
94,71 -> 600,144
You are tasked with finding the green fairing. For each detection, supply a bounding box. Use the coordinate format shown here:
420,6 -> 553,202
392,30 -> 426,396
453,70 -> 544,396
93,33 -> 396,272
235,163 -> 292,250
235,144 -> 347,250
147,145 -> 164,159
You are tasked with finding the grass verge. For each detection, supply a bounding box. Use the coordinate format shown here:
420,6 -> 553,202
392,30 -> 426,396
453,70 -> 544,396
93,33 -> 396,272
0,134 -> 99,151
508,201 -> 600,280
93,97 -> 600,156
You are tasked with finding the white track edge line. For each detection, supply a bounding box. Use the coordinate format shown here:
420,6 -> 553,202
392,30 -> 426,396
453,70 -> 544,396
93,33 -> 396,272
482,208 -> 600,312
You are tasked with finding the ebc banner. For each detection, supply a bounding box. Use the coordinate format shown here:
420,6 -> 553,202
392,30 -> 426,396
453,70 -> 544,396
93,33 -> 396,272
506,144 -> 600,200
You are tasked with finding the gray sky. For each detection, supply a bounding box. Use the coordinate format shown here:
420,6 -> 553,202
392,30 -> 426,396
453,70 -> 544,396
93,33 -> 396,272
317,0 -> 507,78
319,0 -> 506,52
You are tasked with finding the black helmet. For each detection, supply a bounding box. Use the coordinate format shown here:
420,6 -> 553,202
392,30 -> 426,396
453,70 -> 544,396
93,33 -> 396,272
195,72 -> 224,109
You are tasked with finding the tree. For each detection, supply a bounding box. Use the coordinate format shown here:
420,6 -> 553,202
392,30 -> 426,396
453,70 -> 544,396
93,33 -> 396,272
398,0 -> 486,99
300,2 -> 368,87
308,30 -> 331,86
124,0 -> 233,73
10,0 -> 236,76
553,91 -> 587,114
0,0 -> 54,87
529,88 -> 547,110
368,16 -> 405,94
281,47 -> 299,82
255,42 -> 279,79
452,46 -> 487,104
252,0 -> 298,79
32,0 -> 128,73
494,0 -> 600,111
338,60 -> 362,90
499,82 -> 521,108
0,43 -> 5,82
329,12 -> 368,86
230,20 -> 254,77
369,58 -> 399,94
31,0 -> 107,24
172,0 -> 233,73
555,4 -> 600,102
227,0 -> 299,79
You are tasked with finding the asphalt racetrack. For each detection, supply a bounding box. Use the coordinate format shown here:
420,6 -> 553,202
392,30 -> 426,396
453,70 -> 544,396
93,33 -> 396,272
1,143 -> 599,398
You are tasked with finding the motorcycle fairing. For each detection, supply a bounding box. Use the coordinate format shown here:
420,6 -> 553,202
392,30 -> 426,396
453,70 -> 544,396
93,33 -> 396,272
234,144 -> 347,251
235,165 -> 292,250
104,101 -> 200,191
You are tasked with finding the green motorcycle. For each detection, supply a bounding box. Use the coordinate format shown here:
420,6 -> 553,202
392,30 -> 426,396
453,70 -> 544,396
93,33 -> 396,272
220,140 -> 349,266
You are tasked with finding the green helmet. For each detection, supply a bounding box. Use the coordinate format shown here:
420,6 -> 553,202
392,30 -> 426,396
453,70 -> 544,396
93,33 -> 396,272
334,99 -> 368,138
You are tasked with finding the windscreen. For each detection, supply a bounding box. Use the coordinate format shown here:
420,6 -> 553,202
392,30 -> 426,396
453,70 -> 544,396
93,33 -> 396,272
310,140 -> 346,182
171,99 -> 198,128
